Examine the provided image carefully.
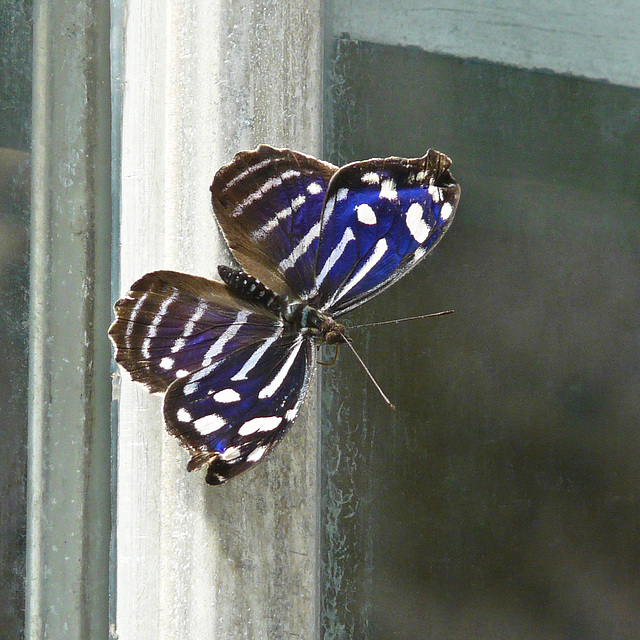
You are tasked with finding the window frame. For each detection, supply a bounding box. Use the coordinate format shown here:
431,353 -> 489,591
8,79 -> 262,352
27,1 -> 325,639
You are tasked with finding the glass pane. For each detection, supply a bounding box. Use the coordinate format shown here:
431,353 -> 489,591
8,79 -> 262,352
0,1 -> 32,638
322,38 -> 640,639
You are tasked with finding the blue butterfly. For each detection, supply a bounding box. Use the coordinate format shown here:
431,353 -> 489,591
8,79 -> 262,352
108,146 -> 461,485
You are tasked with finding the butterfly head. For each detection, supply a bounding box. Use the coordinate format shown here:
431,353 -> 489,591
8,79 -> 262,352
283,301 -> 346,346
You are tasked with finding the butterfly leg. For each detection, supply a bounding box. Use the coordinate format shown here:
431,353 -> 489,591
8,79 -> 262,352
318,343 -> 340,366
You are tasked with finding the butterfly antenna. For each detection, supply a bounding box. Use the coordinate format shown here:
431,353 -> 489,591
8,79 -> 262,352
349,309 -> 453,330
342,338 -> 396,410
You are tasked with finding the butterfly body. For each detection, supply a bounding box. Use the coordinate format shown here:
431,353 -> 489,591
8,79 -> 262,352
109,145 -> 460,485
219,264 -> 346,346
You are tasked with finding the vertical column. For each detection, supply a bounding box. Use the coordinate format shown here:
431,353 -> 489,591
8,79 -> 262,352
114,2 -> 324,639
27,1 -> 112,638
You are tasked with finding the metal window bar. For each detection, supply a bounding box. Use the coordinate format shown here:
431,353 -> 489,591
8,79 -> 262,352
27,0 -> 112,638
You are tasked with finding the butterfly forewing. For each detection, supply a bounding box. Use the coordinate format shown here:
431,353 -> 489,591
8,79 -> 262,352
164,330 -> 314,485
312,149 -> 461,315
211,145 -> 338,299
108,271 -> 281,393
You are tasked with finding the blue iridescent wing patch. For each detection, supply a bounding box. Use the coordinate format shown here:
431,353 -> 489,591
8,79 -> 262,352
164,330 -> 313,485
312,150 -> 460,316
109,145 -> 460,485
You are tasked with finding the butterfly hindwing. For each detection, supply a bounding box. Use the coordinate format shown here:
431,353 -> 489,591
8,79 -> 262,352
163,329 -> 314,485
109,268 -> 315,485
211,145 -> 338,299
311,149 -> 461,315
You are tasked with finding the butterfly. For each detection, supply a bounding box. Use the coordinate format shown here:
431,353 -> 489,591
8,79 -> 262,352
108,145 -> 461,485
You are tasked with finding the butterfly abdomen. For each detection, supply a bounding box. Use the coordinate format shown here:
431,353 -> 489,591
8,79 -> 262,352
219,264 -> 346,345
218,265 -> 282,314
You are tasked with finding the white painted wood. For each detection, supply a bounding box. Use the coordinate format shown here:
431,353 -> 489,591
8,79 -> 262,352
114,1 -> 323,639
331,0 -> 640,88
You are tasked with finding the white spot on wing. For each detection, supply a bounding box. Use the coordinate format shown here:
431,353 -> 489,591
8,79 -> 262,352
171,338 -> 186,353
172,301 -> 207,353
356,204 -> 377,225
125,292 -> 149,342
279,221 -> 320,272
160,357 -> 174,370
231,324 -> 284,381
412,246 -> 427,263
213,388 -> 241,403
141,336 -> 152,357
184,379 -> 201,395
362,172 -> 380,185
177,408 -> 192,423
238,416 -> 282,436
428,185 -> 442,203
336,187 -> 349,201
247,445 -> 268,463
220,446 -> 242,461
233,176 -> 282,216
194,413 -> 226,435
223,157 -> 272,191
406,202 -> 431,243
379,179 -> 397,201
440,202 -> 454,221
315,227 -> 355,289
176,369 -> 189,378
413,247 -> 427,262
258,337 -> 304,399
321,195 -> 336,231
141,291 -> 178,358
291,194 -> 306,210
307,182 -> 322,195
232,169 -> 302,216
252,206 -> 291,240
329,238 -> 388,306
202,310 -> 249,368
252,191 -> 307,239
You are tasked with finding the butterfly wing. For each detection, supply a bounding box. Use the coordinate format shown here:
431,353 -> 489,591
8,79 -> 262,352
108,271 -> 281,393
211,146 -> 460,315
311,149 -> 461,316
109,270 -> 314,484
210,145 -> 337,299
164,331 -> 313,485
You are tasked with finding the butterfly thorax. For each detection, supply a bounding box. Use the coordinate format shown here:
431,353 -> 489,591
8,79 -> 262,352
282,302 -> 346,346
